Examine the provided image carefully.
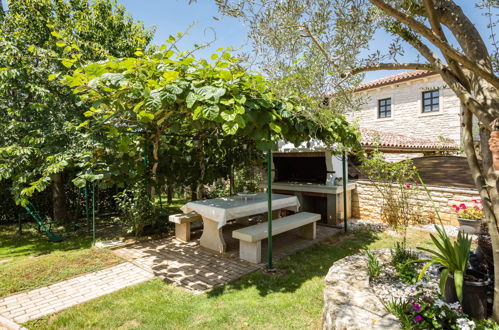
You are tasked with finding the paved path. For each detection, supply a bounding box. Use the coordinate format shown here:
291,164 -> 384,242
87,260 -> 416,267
0,262 -> 153,324
114,238 -> 261,291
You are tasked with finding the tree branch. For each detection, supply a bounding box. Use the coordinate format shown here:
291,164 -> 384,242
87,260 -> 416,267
300,24 -> 339,71
370,0 -> 499,91
422,0 -> 468,87
349,62 -> 434,75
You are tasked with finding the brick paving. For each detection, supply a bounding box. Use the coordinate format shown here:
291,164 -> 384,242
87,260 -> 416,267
0,223 -> 340,326
0,262 -> 153,324
114,223 -> 340,292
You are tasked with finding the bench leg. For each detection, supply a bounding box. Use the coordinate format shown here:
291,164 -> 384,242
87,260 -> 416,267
239,240 -> 261,264
175,223 -> 191,242
297,222 -> 316,240
200,217 -> 226,253
235,216 -> 249,226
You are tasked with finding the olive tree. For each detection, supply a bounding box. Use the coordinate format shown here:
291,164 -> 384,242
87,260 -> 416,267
213,0 -> 499,319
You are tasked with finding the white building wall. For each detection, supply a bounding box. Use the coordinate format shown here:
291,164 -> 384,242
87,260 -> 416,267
350,75 -> 462,144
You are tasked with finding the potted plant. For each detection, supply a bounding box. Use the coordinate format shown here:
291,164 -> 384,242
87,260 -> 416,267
452,200 -> 484,235
417,226 -> 488,319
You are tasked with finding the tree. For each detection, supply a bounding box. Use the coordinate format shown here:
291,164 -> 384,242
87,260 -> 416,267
214,0 -> 499,320
0,0 -> 154,221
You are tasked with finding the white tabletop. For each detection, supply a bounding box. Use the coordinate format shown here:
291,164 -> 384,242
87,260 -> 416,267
180,193 -> 300,228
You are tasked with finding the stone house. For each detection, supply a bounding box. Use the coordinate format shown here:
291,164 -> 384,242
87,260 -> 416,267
350,70 -> 462,161
351,70 -> 462,143
347,70 -> 480,226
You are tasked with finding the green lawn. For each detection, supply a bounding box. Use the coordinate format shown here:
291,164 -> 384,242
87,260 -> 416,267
0,225 -> 122,298
27,228 -> 436,330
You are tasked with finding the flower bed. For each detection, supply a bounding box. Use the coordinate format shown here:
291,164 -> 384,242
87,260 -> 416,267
366,248 -> 496,329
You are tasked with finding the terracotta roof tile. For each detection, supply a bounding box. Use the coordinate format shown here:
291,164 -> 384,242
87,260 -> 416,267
361,128 -> 459,151
355,70 -> 439,92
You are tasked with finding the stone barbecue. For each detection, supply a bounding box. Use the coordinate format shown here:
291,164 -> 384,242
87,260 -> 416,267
270,142 -> 354,225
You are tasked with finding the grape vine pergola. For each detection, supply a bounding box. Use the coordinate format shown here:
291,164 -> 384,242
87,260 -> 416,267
61,43 -> 359,269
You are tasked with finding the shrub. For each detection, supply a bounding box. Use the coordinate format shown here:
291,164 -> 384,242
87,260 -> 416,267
452,200 -> 483,220
360,150 -> 424,230
365,250 -> 381,280
391,240 -> 419,284
384,286 -> 469,329
113,181 -> 155,236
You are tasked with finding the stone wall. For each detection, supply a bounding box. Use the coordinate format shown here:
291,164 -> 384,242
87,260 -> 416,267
351,180 -> 481,226
350,75 -> 462,144
322,252 -> 400,329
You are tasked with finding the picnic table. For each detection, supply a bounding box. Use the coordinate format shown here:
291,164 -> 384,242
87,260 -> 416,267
180,193 -> 300,253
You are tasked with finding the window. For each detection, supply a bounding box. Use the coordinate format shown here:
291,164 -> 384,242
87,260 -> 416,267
378,98 -> 391,118
422,90 -> 439,112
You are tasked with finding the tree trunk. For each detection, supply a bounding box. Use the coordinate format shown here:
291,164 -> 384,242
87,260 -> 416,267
150,127 -> 161,202
229,162 -> 235,195
52,172 -> 68,223
190,182 -> 197,201
167,184 -> 173,204
462,105 -> 499,319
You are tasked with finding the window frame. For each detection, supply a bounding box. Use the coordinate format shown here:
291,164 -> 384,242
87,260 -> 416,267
377,98 -> 392,119
422,90 -> 440,113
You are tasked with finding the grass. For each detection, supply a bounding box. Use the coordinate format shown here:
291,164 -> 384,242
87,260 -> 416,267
0,198 -> 187,298
27,228 -> 437,330
0,225 -> 122,298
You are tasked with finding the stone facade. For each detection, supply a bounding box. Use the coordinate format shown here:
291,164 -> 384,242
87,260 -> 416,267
351,180 -> 481,226
351,74 -> 462,144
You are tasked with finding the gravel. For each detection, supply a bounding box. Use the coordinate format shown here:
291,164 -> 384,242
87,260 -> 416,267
368,250 -> 440,303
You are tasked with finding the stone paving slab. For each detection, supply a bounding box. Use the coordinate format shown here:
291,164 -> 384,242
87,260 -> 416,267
0,262 -> 153,324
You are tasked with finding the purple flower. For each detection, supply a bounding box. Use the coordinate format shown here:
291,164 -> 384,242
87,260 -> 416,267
457,309 -> 463,313
414,315 -> 423,323
412,303 -> 421,311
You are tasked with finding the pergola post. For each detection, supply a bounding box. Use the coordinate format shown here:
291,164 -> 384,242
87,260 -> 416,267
342,151 -> 348,233
267,148 -> 273,270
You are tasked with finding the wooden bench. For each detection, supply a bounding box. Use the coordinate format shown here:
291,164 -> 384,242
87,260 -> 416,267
169,212 -> 202,242
232,212 -> 321,263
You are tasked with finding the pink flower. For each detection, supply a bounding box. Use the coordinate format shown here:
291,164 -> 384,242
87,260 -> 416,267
459,203 -> 467,209
457,309 -> 463,313
414,315 -> 423,323
405,183 -> 411,189
412,303 -> 421,311
472,200 -> 478,203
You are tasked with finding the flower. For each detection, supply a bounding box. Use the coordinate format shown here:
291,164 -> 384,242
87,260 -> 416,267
405,183 -> 411,189
452,202 -> 483,220
456,318 -> 476,330
412,303 -> 421,311
434,299 -> 445,308
413,315 -> 423,323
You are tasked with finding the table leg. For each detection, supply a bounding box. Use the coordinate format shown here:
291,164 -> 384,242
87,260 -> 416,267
200,217 -> 226,253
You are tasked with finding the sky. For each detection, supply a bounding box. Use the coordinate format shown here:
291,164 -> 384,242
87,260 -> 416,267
117,0 -> 494,83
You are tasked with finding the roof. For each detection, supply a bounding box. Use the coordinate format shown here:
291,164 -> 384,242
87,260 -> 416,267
355,70 -> 439,92
360,128 -> 459,151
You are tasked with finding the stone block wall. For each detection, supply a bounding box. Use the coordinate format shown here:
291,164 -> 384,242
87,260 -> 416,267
350,75 -> 462,144
351,180 -> 481,226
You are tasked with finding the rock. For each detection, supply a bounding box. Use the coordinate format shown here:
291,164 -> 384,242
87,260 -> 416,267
322,252 -> 401,330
